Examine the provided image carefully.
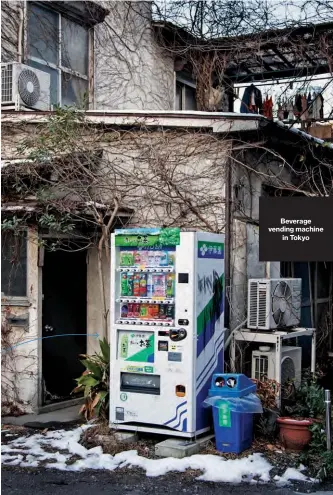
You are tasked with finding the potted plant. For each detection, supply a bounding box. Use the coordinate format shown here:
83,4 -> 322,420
277,376 -> 325,451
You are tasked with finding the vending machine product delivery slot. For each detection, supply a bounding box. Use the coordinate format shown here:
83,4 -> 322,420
110,228 -> 225,437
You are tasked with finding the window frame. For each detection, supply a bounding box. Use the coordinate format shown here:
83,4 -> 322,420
175,74 -> 197,111
25,2 -> 92,107
1,230 -> 28,300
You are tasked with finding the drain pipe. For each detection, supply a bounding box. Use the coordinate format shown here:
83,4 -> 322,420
325,389 -> 332,451
224,318 -> 247,351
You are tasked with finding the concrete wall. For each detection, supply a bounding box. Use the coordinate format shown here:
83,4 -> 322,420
93,1 -> 175,110
1,227 -> 40,415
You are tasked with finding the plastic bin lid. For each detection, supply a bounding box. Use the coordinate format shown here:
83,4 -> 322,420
208,373 -> 256,398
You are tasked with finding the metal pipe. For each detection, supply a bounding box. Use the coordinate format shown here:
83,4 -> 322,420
224,155 -> 232,329
325,389 -> 332,451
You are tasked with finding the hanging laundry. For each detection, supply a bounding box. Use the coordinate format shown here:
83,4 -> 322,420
295,94 -> 302,116
240,84 -> 263,114
277,101 -> 284,121
312,92 -> 324,120
301,94 -> 308,121
263,95 -> 273,119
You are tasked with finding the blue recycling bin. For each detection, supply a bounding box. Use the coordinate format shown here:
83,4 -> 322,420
204,373 -> 262,454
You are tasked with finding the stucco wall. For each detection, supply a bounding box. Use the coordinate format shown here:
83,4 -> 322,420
94,1 -> 175,110
1,227 -> 40,415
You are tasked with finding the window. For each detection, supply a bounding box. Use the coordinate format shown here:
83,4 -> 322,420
27,2 -> 89,108
1,231 -> 27,297
175,79 -> 197,111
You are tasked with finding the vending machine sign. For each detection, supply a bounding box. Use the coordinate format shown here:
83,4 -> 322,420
118,330 -> 155,363
115,227 -> 180,247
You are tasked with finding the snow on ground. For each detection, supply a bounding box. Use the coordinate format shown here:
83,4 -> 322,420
1,426 -> 315,485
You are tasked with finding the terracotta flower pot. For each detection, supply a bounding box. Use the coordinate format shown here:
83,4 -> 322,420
277,417 -> 314,451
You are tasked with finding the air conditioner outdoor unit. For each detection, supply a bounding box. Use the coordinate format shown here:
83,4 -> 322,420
248,278 -> 302,330
251,346 -> 302,388
1,62 -> 50,111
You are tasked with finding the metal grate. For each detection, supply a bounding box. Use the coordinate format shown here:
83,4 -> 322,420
1,64 -> 13,102
249,281 -> 258,326
254,355 -> 268,380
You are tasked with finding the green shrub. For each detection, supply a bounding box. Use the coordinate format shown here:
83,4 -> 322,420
73,338 -> 110,421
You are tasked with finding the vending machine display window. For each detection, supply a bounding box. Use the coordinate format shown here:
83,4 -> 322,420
116,247 -> 176,326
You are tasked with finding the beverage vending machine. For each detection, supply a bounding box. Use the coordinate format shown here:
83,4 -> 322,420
110,228 -> 225,438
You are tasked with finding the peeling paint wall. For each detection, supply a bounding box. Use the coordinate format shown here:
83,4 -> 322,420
1,227 -> 40,415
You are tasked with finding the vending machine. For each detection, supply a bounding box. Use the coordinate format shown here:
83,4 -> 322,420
110,228 -> 225,438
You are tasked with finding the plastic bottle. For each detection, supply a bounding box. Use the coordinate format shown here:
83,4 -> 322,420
133,274 -> 141,297
147,274 -> 154,298
134,251 -> 141,266
153,274 -> 166,296
121,304 -> 128,318
148,251 -> 155,267
167,252 -> 175,266
166,305 -> 174,319
140,274 -> 147,297
128,303 -> 134,318
127,273 -> 134,296
121,273 -> 128,296
159,304 -> 166,319
140,250 -> 148,267
133,303 -> 141,318
166,274 -> 175,298
120,251 -> 128,266
140,304 -> 148,318
159,251 -> 168,267
154,251 -> 161,267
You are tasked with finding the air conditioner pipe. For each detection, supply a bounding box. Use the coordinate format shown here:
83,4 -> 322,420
325,389 -> 332,451
224,318 -> 248,351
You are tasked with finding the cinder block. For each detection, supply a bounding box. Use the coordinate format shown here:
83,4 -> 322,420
155,435 -> 214,458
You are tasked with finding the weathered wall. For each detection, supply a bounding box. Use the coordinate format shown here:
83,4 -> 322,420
94,1 -> 175,110
1,1 -> 24,63
1,227 -> 40,415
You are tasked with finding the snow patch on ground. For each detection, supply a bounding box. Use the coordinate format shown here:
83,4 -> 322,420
0,427 -> 315,485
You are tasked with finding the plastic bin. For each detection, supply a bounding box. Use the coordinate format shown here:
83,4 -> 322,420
203,373 -> 262,454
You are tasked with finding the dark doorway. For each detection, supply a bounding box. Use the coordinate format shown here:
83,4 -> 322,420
42,245 -> 87,404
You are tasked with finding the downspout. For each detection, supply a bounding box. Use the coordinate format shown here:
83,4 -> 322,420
224,153 -> 232,330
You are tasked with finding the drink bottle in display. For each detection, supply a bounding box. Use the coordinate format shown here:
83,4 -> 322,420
127,273 -> 134,296
159,251 -> 168,266
153,274 -> 165,296
121,304 -> 128,318
166,274 -> 175,297
140,304 -> 148,318
147,274 -> 154,297
133,303 -> 141,318
134,251 -> 141,266
133,274 -> 141,296
148,251 -> 155,267
159,304 -> 166,319
154,251 -> 161,267
152,304 -> 159,318
127,251 -> 134,266
139,274 -> 147,297
167,252 -> 175,266
139,250 -> 148,267
166,305 -> 174,319
128,303 -> 134,317
121,274 -> 128,296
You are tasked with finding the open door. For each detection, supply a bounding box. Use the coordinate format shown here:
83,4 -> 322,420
42,245 -> 87,404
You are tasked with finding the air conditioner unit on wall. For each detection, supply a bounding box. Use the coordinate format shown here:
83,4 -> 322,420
251,346 -> 302,388
248,278 -> 302,330
1,62 -> 50,111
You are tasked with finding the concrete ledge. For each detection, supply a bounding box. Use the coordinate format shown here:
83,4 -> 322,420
155,434 -> 214,458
